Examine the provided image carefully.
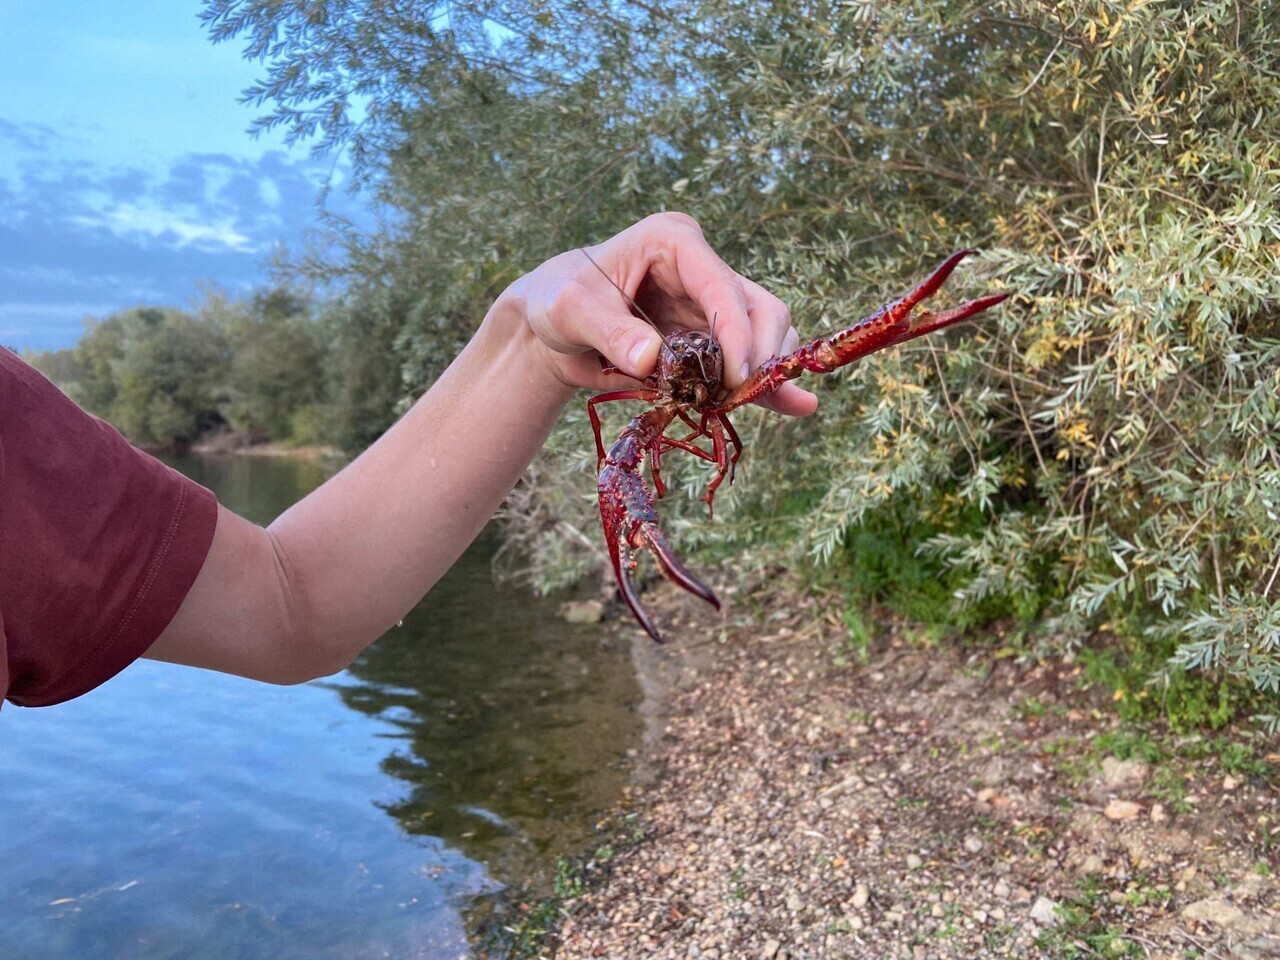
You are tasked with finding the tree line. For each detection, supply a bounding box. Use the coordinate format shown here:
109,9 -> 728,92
24,287 -> 397,452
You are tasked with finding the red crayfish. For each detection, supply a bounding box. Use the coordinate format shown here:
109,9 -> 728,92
589,250 -> 1009,642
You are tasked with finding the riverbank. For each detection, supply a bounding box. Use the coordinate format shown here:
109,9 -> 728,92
189,429 -> 340,461
536,575 -> 1279,959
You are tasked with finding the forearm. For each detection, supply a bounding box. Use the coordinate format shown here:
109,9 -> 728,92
148,290 -> 575,683
267,290 -> 574,663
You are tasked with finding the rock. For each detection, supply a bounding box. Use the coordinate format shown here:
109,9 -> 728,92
977,757 -> 1007,786
1100,756 -> 1149,788
1223,774 -> 1239,791
786,892 -> 803,912
964,836 -> 984,854
1030,897 -> 1059,926
1104,799 -> 1142,820
761,940 -> 780,960
1077,854 -> 1105,876
851,883 -> 871,909
1150,802 -> 1167,822
1181,898 -> 1245,928
906,854 -> 924,870
1237,935 -> 1280,959
560,599 -> 605,624
993,879 -> 1011,899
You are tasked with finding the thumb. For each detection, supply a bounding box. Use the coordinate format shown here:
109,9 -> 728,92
560,305 -> 662,379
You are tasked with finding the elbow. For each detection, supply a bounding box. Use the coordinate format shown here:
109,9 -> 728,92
259,528 -> 363,686
258,649 -> 357,686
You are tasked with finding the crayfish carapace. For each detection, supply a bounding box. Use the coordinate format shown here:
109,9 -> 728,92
589,250 -> 1009,643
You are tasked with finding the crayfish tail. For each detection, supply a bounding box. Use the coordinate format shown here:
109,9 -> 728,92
642,523 -> 722,612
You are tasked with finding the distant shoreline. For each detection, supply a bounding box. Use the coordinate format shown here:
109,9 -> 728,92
138,430 -> 341,463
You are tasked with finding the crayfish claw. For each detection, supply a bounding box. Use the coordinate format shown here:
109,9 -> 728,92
604,523 -> 719,645
610,539 -> 666,644
909,292 -> 1011,339
642,523 -> 721,612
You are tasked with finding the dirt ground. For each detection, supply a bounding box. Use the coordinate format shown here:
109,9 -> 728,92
535,574 -> 1280,960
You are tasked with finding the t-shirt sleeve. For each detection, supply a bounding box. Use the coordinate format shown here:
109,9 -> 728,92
1,348 -> 218,707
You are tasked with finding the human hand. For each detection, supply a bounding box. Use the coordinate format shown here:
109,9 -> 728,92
502,212 -> 819,417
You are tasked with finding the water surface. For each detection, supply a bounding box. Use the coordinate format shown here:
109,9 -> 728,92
1,453 -> 639,959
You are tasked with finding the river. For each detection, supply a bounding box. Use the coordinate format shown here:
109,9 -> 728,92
1,454 -> 640,959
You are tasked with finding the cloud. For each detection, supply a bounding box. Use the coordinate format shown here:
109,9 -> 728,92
0,117 -> 65,155
0,124 -> 361,350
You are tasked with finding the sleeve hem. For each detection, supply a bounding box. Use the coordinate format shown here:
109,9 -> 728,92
7,480 -> 219,707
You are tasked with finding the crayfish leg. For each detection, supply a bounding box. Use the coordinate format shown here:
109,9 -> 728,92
588,389 -> 660,467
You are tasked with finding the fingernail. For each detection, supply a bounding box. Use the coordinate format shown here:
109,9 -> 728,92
739,362 -> 750,383
628,338 -> 652,372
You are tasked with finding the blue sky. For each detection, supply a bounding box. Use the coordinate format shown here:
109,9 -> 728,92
0,0 -> 358,351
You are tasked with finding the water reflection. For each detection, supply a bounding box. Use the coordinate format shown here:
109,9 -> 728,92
1,454 -> 639,959
330,533 -> 640,882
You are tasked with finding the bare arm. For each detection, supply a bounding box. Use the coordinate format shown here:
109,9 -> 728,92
144,213 -> 817,684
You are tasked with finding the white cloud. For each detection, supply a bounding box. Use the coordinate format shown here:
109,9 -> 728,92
80,203 -> 256,254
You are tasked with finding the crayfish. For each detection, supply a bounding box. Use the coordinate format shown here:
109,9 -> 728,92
589,250 -> 1008,643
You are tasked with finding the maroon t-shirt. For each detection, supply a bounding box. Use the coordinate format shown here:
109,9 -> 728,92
1,347 -> 218,707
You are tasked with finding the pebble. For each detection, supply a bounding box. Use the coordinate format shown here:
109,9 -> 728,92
851,883 -> 870,909
1182,899 -> 1245,928
1030,897 -> 1059,926
1104,799 -> 1142,820
906,854 -> 924,870
1101,756 -> 1149,788
559,599 -> 605,624
993,879 -> 1011,899
964,836 -> 984,854
1078,854 -> 1105,875
761,940 -> 780,960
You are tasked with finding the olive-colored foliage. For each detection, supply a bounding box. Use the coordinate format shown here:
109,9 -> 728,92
30,306 -> 232,445
204,288 -> 327,441
207,0 -> 1280,723
29,291 -> 332,448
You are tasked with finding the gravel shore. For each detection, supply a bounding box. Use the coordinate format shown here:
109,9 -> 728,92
538,577 -> 1280,960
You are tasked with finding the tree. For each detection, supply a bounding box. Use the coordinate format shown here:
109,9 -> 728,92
209,288 -> 326,440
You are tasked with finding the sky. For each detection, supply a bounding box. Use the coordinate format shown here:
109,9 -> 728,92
0,0 -> 360,351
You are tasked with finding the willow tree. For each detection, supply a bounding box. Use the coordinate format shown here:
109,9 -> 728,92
206,0 -> 1280,724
